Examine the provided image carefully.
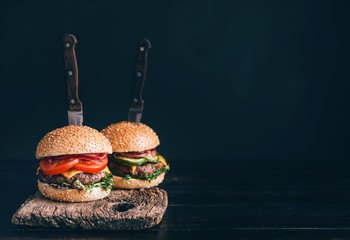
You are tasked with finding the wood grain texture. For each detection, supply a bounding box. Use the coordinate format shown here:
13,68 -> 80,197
62,33 -> 82,111
11,188 -> 167,230
129,38 -> 151,110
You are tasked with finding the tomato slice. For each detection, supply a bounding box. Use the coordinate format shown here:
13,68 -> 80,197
40,158 -> 80,175
72,157 -> 108,173
39,154 -> 108,175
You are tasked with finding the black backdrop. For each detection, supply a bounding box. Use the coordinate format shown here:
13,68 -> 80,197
0,0 -> 349,162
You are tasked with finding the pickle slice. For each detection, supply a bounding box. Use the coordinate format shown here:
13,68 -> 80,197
113,156 -> 146,166
144,155 -> 159,163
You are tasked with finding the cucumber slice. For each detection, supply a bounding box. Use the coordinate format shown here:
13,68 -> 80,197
113,156 -> 146,166
144,155 -> 159,163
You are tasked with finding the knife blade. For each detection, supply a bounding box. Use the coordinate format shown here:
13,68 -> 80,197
128,38 -> 151,123
62,34 -> 83,126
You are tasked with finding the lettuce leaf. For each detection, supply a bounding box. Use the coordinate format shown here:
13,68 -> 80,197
49,173 -> 114,192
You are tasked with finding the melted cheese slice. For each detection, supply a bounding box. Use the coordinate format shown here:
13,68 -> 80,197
36,166 -> 111,179
158,155 -> 167,166
61,168 -> 83,178
130,165 -> 137,174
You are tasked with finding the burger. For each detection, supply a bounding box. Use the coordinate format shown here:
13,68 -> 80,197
36,125 -> 114,202
101,121 -> 169,189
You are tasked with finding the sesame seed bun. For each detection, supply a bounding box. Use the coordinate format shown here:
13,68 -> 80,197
101,121 -> 160,152
111,173 -> 165,189
38,181 -> 110,202
36,125 -> 113,159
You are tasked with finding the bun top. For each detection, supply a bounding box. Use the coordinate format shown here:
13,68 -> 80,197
36,125 -> 113,159
101,121 -> 160,153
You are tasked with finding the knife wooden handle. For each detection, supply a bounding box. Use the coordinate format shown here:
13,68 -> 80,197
129,39 -> 151,109
63,34 -> 82,111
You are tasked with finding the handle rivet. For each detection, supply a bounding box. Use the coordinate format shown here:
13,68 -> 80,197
133,98 -> 138,103
140,46 -> 144,52
65,42 -> 71,48
136,72 -> 142,77
68,70 -> 73,76
70,99 -> 75,104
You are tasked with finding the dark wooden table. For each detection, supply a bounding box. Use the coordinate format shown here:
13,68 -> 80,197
1,159 -> 350,239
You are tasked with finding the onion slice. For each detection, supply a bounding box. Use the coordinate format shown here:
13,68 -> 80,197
117,148 -> 157,158
42,153 -> 107,162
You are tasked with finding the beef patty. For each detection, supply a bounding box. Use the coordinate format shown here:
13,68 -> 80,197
38,171 -> 107,185
108,160 -> 165,178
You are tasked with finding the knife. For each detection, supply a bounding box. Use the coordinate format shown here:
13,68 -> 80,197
128,38 -> 151,123
62,34 -> 83,126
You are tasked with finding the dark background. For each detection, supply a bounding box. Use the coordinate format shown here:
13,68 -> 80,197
0,0 -> 349,162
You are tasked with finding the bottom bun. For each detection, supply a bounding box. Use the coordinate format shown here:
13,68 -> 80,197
112,172 -> 165,189
38,180 -> 111,202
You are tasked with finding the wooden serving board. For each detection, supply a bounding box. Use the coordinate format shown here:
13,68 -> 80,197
12,188 -> 167,230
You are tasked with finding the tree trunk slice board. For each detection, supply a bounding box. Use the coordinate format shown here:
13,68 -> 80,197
11,188 -> 168,230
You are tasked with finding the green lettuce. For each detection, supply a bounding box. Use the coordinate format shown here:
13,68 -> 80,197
49,173 -> 114,192
123,174 -> 132,182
